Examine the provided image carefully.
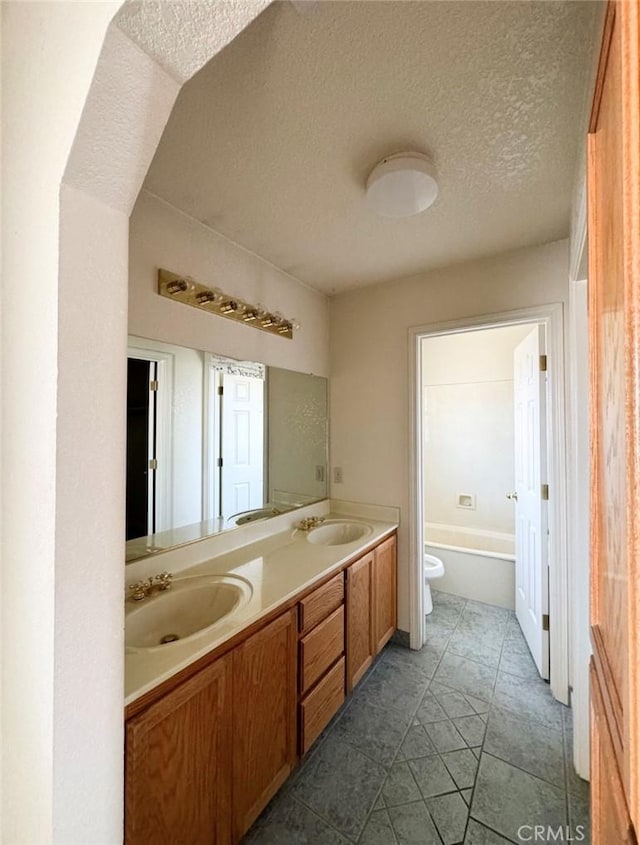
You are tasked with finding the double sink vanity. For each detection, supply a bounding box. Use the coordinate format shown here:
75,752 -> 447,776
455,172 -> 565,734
124,504 -> 399,844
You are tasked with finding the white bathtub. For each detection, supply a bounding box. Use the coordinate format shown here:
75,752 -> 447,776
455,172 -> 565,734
424,522 -> 515,610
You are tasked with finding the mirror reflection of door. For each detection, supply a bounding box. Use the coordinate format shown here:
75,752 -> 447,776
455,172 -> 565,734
220,371 -> 265,519
126,358 -> 157,540
203,357 -> 266,522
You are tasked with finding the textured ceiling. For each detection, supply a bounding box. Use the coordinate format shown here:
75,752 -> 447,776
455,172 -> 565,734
144,0 -> 599,294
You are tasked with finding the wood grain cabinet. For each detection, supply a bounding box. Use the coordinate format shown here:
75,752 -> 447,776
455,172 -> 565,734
125,609 -> 298,845
125,532 -> 398,844
298,575 -> 346,754
232,608 -> 298,841
372,534 -> 397,653
346,551 -> 375,691
346,535 -> 397,691
588,2 -> 640,842
125,655 -> 232,845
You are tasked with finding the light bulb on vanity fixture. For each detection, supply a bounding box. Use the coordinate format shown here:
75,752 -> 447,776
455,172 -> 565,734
220,299 -> 241,314
166,278 -> 193,295
365,151 -> 438,218
196,289 -> 221,305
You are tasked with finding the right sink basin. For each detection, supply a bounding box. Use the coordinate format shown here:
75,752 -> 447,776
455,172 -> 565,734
306,519 -> 373,546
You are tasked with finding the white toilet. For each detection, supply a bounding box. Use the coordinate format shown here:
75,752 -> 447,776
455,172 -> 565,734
423,552 -> 445,615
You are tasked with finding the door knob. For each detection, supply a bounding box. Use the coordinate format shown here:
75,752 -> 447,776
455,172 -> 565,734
506,491 -> 518,501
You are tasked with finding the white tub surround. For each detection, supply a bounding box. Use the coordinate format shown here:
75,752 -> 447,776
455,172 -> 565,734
424,522 -> 515,609
125,505 -> 398,705
424,523 -> 515,559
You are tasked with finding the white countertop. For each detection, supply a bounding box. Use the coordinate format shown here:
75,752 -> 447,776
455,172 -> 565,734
125,513 -> 398,706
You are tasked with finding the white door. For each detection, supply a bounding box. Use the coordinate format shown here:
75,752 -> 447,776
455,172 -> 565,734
513,325 -> 549,679
221,372 -> 265,519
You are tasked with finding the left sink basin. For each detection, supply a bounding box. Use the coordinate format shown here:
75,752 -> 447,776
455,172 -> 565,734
125,575 -> 252,651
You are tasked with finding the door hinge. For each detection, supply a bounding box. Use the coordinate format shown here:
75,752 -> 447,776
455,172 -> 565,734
149,458 -> 158,470
150,379 -> 159,391
217,457 -> 223,468
541,484 -> 549,500
542,614 -> 550,632
217,385 -> 224,396
539,355 -> 547,372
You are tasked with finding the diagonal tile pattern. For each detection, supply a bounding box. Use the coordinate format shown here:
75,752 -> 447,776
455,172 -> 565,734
244,590 -> 591,844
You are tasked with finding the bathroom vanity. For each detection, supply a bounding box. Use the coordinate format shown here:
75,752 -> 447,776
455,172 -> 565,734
124,514 -> 397,845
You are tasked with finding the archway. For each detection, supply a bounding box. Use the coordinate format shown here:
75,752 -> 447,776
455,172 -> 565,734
2,2 -> 270,840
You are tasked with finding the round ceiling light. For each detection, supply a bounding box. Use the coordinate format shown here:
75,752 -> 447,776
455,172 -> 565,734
365,152 -> 438,218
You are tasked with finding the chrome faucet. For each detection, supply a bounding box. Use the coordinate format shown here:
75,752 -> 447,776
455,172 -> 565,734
128,571 -> 173,602
296,516 -> 326,531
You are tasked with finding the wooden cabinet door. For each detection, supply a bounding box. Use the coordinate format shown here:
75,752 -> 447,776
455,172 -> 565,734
372,534 -> 397,653
232,608 -> 297,841
346,552 -> 374,690
125,655 -> 232,845
588,0 -> 640,838
590,662 -> 637,845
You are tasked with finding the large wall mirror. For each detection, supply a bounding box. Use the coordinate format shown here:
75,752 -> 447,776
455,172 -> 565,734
126,336 -> 328,562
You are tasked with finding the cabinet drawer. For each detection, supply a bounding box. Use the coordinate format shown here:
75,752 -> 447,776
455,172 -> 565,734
300,605 -> 345,694
300,657 -> 345,755
299,573 -> 344,635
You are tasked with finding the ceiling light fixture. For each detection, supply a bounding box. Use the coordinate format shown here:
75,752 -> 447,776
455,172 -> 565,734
365,152 -> 438,218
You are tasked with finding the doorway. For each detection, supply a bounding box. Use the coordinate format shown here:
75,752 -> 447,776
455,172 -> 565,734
409,304 -> 569,703
421,322 -> 551,679
125,357 -> 157,540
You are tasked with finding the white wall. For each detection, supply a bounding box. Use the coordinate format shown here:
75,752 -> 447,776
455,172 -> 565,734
129,191 -> 329,377
1,3 -> 270,842
2,5 -> 122,842
329,239 -> 570,632
422,325 -> 532,535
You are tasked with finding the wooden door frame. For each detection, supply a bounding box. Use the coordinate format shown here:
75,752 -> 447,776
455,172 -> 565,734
408,303 -> 570,705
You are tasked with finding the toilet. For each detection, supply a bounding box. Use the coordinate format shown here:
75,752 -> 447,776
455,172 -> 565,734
423,552 -> 445,615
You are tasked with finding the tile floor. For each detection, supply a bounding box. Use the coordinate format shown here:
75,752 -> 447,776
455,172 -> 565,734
244,591 -> 590,844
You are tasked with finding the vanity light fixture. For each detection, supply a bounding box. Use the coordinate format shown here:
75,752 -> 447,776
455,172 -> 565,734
366,151 -> 438,218
157,269 -> 298,340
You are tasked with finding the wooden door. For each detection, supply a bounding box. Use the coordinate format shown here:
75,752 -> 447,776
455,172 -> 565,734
513,326 -> 549,679
232,608 -> 297,841
346,551 -> 374,690
372,534 -> 397,653
588,1 -> 640,840
125,655 -> 232,845
591,664 -> 637,844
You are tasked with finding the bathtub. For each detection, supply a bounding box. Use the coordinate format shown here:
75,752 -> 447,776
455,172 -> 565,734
424,522 -> 515,610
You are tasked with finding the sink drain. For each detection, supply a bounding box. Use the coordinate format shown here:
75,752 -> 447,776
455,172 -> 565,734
159,633 -> 180,645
